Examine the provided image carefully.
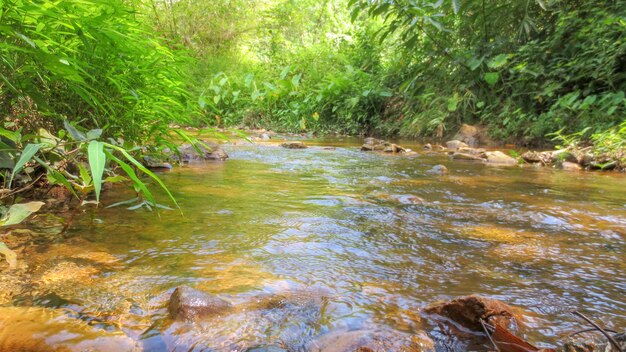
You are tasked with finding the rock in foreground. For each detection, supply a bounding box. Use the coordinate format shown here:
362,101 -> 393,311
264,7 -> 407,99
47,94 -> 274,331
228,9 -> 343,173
168,285 -> 232,321
305,327 -> 434,352
423,295 -> 523,331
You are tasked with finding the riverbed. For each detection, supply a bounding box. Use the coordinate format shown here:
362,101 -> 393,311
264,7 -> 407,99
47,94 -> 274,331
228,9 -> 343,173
1,138 -> 624,351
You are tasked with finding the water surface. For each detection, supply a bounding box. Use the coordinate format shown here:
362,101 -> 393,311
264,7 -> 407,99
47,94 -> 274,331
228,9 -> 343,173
1,139 -> 625,351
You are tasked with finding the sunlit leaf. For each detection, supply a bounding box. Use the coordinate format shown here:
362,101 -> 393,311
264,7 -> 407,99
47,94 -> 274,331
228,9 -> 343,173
88,141 -> 106,203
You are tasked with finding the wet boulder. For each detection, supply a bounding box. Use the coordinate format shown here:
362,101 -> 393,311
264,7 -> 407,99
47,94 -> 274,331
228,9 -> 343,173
281,141 -> 307,149
484,151 -> 517,165
178,141 -> 228,161
383,143 -> 406,153
426,164 -> 448,175
559,332 -> 625,352
423,143 -> 432,150
168,285 -> 232,321
452,124 -> 483,147
422,295 -> 524,331
305,328 -> 435,352
561,161 -> 582,171
451,152 -> 483,161
361,137 -> 388,151
142,156 -> 173,170
521,151 -> 551,164
446,140 -> 469,151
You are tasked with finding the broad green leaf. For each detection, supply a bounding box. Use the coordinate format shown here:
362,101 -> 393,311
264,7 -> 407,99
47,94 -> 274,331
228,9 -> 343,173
0,201 -> 45,226
104,150 -> 157,206
88,141 -> 106,203
104,144 -> 179,210
0,242 -> 17,269
63,120 -> 86,141
487,54 -> 509,69
484,72 -> 500,85
86,129 -> 103,140
10,143 -> 40,187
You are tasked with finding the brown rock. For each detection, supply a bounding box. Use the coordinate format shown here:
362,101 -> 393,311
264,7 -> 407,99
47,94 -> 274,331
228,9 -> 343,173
446,140 -> 469,151
521,151 -> 551,164
281,141 -> 307,149
305,328 -> 434,352
168,286 -> 232,321
550,149 -> 577,163
423,295 -> 524,331
452,152 -> 484,161
559,332 -> 625,352
178,141 -> 228,161
452,124 -> 482,147
484,151 -> 517,165
458,147 -> 486,156
561,161 -> 582,171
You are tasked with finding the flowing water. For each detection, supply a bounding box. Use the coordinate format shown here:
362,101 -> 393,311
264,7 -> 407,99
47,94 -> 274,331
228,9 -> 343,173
1,138 -> 625,351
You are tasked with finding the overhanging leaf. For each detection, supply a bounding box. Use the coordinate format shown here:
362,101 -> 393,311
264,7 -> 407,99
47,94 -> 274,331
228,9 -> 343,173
88,141 -> 106,203
0,201 -> 45,226
10,143 -> 41,187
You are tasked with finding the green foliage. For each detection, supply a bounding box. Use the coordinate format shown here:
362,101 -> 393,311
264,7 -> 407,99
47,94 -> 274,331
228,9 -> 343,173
0,0 -> 196,143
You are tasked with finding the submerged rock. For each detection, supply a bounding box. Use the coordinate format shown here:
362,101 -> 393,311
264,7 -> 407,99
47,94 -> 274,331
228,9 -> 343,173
559,332 -> 625,352
423,295 -> 524,331
281,141 -> 307,149
245,346 -> 289,352
305,328 -> 434,352
0,306 -> 139,352
383,143 -> 406,153
426,164 -> 448,175
168,285 -> 232,321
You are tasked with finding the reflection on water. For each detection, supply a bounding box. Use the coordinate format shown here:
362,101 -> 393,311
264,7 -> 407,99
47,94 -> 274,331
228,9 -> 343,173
1,139 -> 625,351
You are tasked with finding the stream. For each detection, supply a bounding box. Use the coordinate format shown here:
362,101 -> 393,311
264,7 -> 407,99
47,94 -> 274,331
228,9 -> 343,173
0,138 -> 624,351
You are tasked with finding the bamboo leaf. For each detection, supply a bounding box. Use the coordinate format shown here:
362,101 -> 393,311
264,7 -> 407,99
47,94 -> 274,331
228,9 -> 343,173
10,143 -> 41,187
88,141 -> 106,202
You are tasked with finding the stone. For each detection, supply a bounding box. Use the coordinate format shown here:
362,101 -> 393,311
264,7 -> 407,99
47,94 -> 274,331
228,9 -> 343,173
259,133 -> 271,140
383,144 -> 405,153
484,151 -> 517,165
446,140 -> 469,151
281,141 -> 307,149
458,147 -> 485,156
423,295 -> 524,331
561,161 -> 582,171
423,143 -> 432,150
168,285 -> 232,321
550,149 -> 577,163
559,332 -> 625,352
426,164 -> 448,175
142,156 -> 173,170
452,124 -> 482,147
178,141 -> 228,161
451,152 -> 484,161
521,151 -> 551,164
305,328 -> 435,352
39,261 -> 99,286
